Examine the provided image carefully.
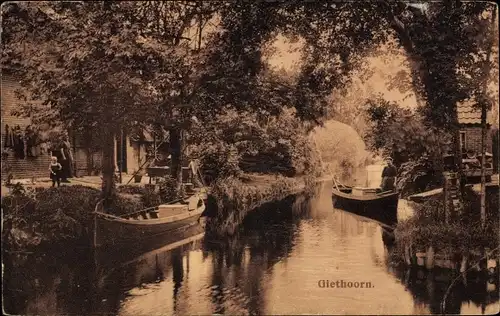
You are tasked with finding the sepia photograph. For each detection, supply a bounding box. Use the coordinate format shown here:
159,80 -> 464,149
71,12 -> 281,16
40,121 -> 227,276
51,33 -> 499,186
1,1 -> 499,315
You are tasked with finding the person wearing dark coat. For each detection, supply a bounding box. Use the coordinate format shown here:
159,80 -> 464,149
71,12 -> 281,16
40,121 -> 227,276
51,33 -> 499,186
4,125 -> 14,147
380,158 -> 397,191
12,125 -> 25,159
48,133 -> 75,182
60,135 -> 74,180
25,125 -> 41,157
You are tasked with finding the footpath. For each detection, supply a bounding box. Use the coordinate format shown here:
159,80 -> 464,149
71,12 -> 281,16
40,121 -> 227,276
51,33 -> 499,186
1,174 -> 150,197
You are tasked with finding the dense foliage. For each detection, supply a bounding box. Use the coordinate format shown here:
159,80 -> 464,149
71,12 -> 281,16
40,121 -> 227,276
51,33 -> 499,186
310,120 -> 371,182
188,109 -> 322,183
2,181 -> 185,250
1,2 -> 330,200
2,185 -> 101,250
208,174 -> 306,235
2,2 -> 498,241
394,189 -> 499,260
364,97 -> 451,196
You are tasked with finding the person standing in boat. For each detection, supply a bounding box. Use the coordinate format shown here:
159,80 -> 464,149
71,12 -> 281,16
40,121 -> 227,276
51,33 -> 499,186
380,158 -> 397,191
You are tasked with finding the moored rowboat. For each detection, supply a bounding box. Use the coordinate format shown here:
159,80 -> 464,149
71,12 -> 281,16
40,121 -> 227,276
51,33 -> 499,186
92,194 -> 206,248
332,178 -> 399,224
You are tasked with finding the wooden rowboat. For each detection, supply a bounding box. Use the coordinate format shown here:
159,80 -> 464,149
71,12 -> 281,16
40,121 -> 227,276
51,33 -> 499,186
92,194 -> 206,249
332,178 -> 399,224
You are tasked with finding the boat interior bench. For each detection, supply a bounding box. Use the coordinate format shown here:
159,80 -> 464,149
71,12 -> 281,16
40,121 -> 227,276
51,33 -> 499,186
351,187 -> 383,196
120,197 -> 203,221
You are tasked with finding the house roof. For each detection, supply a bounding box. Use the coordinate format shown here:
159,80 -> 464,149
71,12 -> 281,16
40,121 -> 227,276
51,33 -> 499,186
457,99 -> 493,125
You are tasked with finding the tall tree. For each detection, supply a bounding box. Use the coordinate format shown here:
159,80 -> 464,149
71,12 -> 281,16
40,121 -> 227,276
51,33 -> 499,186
1,2 -> 191,206
212,2 -> 494,138
122,1 -> 301,193
281,1 -> 495,199
364,97 -> 451,195
474,5 -> 498,227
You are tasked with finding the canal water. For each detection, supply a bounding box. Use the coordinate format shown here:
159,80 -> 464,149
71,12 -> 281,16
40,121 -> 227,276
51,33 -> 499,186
3,181 -> 499,315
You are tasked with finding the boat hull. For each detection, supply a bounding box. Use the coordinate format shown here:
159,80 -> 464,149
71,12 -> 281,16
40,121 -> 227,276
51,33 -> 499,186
92,221 -> 205,268
332,190 -> 399,225
93,206 -> 205,249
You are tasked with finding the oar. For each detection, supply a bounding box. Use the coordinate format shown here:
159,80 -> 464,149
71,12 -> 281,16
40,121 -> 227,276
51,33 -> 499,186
333,176 -> 340,192
336,175 -> 349,188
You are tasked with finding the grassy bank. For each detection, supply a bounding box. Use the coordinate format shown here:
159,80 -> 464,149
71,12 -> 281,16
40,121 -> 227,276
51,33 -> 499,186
207,173 -> 315,235
1,184 -> 167,251
1,171 -> 317,250
392,188 -> 499,266
1,173 -> 312,250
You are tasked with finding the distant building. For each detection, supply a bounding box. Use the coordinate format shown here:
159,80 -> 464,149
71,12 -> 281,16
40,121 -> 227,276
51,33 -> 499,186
457,100 -> 495,178
1,73 -> 154,180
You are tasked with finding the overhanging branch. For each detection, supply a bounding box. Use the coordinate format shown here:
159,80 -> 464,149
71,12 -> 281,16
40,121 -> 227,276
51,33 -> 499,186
380,0 -> 414,54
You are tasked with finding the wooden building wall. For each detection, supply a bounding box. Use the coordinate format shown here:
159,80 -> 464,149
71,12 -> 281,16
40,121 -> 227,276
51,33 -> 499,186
460,126 -> 493,154
1,74 -> 50,180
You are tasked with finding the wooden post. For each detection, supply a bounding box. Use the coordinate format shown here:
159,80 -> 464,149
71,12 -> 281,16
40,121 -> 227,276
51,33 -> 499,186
101,131 -> 116,210
443,171 -> 461,223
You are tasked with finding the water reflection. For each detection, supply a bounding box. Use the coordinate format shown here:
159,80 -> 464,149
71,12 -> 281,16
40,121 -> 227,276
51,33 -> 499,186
3,181 -> 499,315
3,251 -> 98,315
389,266 -> 499,315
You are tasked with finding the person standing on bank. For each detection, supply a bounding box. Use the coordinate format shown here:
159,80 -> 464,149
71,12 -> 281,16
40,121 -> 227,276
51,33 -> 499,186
49,156 -> 63,187
49,134 -> 73,183
60,134 -> 74,181
381,158 -> 397,192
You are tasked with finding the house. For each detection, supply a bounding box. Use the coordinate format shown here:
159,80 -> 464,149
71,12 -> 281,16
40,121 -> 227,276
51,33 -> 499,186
457,100 -> 495,179
1,73 -> 155,181
1,73 -> 51,180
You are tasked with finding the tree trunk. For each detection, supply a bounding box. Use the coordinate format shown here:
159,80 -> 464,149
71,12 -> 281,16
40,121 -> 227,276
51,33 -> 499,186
383,4 -> 426,109
198,8 -> 203,50
480,106 -> 487,227
390,12 -> 463,173
101,131 -> 116,210
86,147 -> 93,176
119,128 -> 123,184
479,5 -> 496,228
451,111 -> 465,174
169,127 -> 184,197
407,57 -> 426,109
84,129 -> 94,176
385,4 -> 466,214
493,130 -> 499,173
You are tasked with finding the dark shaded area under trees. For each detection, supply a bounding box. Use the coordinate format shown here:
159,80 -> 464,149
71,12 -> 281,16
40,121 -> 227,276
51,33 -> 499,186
1,2 -> 498,249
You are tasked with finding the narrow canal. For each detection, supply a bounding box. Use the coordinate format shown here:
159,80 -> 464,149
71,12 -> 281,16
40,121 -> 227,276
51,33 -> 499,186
3,181 -> 499,315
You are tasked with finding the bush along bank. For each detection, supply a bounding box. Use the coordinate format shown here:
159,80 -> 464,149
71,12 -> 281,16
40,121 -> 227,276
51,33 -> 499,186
206,173 -> 316,236
1,173 -> 315,250
391,188 -> 499,274
1,183 -> 172,252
